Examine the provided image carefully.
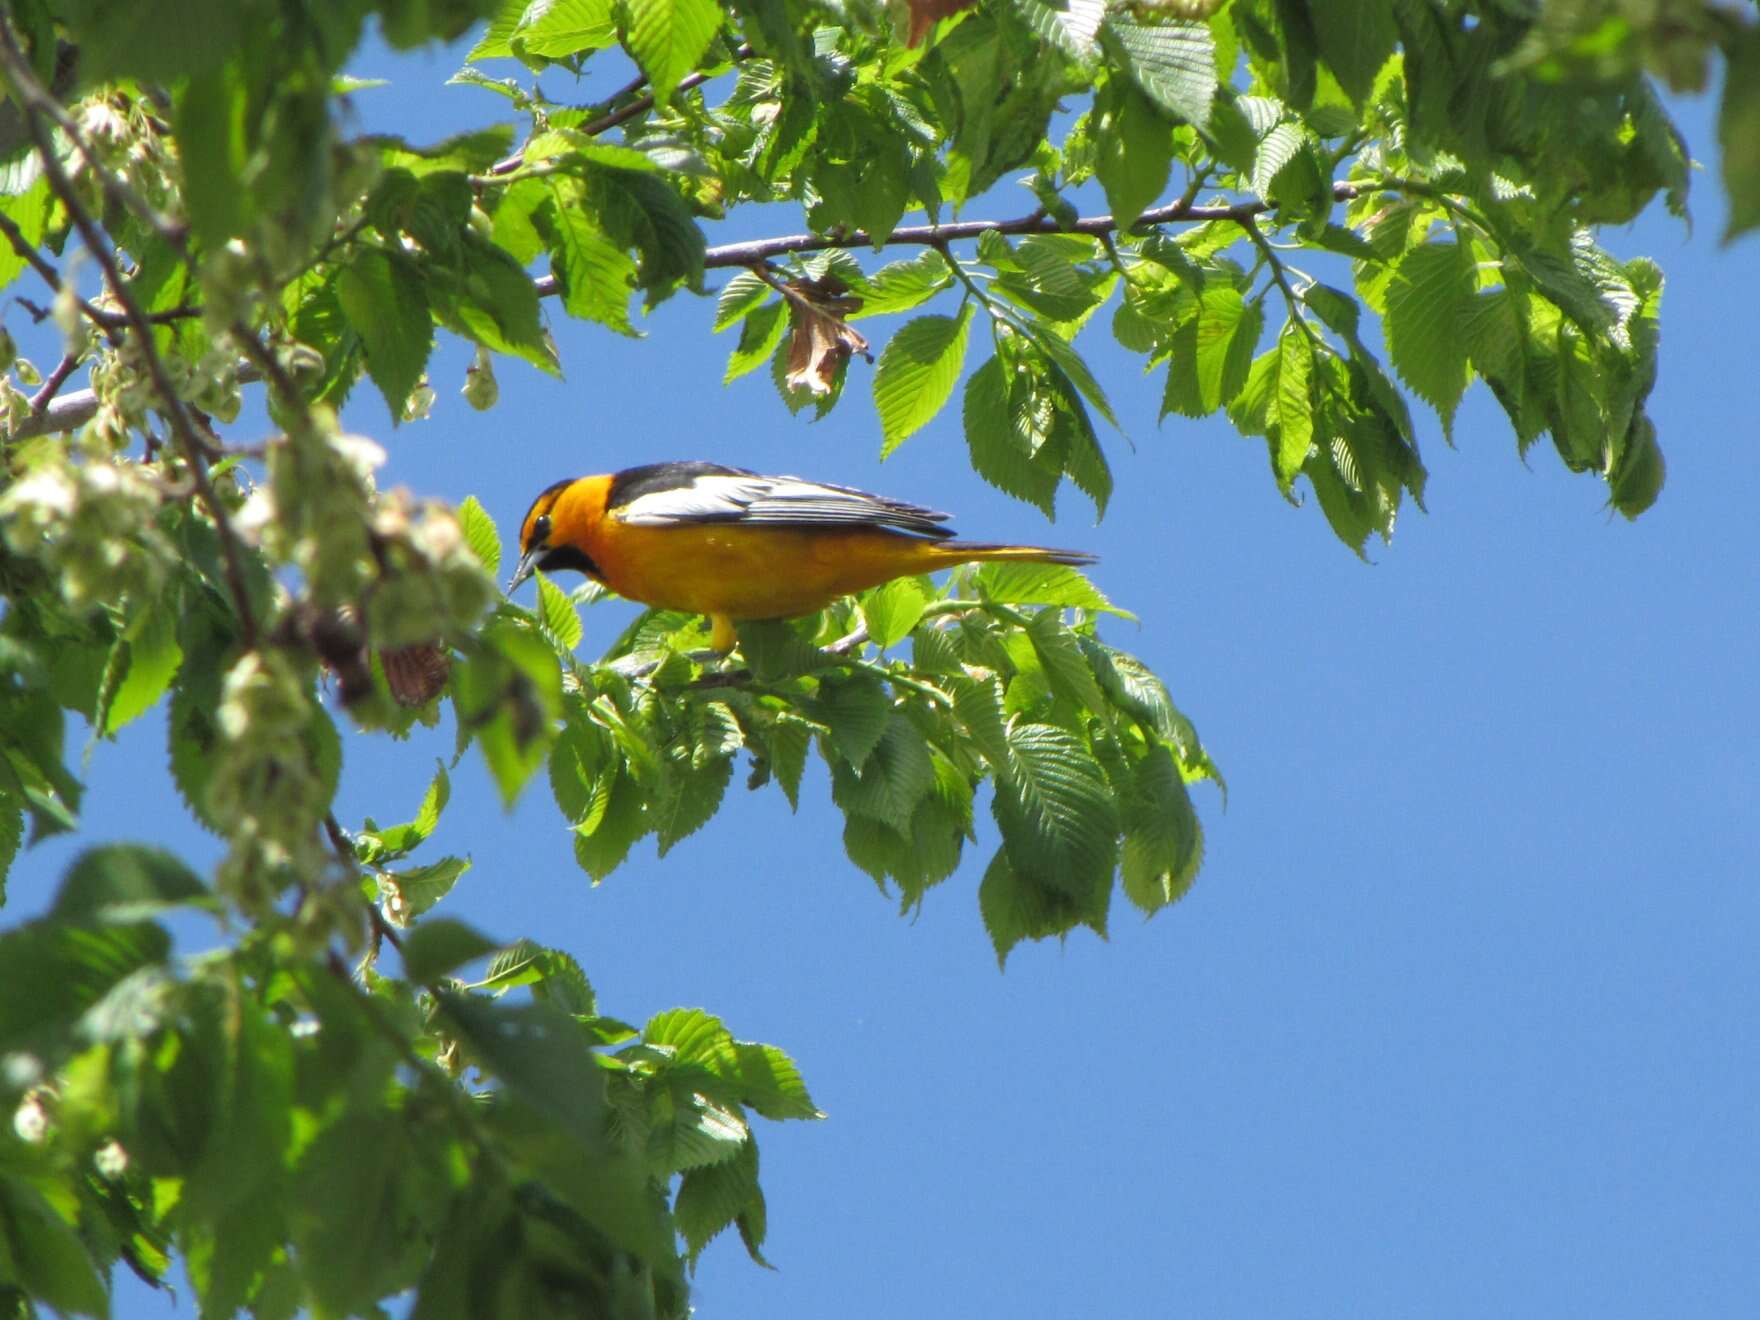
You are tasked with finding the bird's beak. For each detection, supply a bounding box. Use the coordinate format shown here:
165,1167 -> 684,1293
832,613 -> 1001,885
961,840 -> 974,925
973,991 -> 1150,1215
507,549 -> 539,594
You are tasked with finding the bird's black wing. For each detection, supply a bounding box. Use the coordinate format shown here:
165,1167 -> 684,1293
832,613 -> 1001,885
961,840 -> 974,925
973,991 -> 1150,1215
606,463 -> 955,539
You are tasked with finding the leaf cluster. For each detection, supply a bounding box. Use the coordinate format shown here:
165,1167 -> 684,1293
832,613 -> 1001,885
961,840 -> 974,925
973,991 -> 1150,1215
0,0 -> 1738,1314
0,844 -> 817,1318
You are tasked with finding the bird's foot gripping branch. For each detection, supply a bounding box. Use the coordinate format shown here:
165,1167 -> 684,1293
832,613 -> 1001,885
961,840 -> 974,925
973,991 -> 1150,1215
460,492 -> 1218,966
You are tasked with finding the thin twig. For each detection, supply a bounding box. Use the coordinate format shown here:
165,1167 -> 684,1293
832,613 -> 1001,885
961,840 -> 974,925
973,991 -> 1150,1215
0,207 -> 124,341
27,351 -> 81,418
0,208 -> 66,291
578,45 -> 752,136
486,43 -> 756,178
0,18 -> 259,645
230,325 -> 302,409
1237,214 -> 1323,347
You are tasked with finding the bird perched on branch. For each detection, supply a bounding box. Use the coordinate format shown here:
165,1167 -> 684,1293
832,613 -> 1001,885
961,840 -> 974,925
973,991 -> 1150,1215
508,461 -> 1097,652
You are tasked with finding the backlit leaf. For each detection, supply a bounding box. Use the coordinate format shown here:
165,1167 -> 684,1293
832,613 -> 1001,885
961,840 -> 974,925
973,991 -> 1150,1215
873,306 -> 975,455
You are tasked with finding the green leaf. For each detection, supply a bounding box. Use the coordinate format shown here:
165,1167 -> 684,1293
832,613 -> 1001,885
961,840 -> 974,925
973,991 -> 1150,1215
1025,612 -> 1106,713
1162,286 -> 1263,418
378,128 -> 516,177
725,1041 -> 822,1120
542,182 -> 637,334
624,0 -> 723,105
1270,327 -> 1316,486
812,675 -> 893,769
644,1005 -> 733,1059
377,856 -> 471,923
0,799 -> 18,902
0,918 -> 168,1064
948,674 -> 1011,771
291,1111 -> 451,1317
964,355 -> 1060,518
861,576 -> 931,649
588,168 -> 705,297
0,1174 -> 109,1318
1027,322 -> 1119,430
764,713 -> 813,811
831,716 -> 934,834
873,306 -> 975,455
360,761 -> 452,863
454,624 -> 562,807
1013,0 -> 1107,58
470,0 -> 534,58
992,722 -> 1119,896
174,63 -> 251,246
490,175 -> 548,264
402,918 -> 500,981
536,572 -> 584,649
1106,17 -> 1217,129
1384,241 -> 1475,434
1119,745 -> 1202,913
514,0 -> 617,58
338,248 -> 433,420
51,845 -> 208,925
1249,121 -> 1304,201
1721,27 -> 1760,239
474,939 -> 596,1011
430,233 -> 557,373
976,561 -> 1124,615
977,844 -> 1107,968
724,300 -> 786,382
1082,640 -> 1207,770
714,271 -> 771,330
653,756 -> 733,855
1309,223 -> 1380,263
573,771 -> 650,880
457,495 -> 503,576
854,251 -> 953,318
674,1140 -> 765,1264
435,993 -> 611,1152
1309,0 -> 1397,105
1094,82 -> 1174,227
103,605 -> 183,735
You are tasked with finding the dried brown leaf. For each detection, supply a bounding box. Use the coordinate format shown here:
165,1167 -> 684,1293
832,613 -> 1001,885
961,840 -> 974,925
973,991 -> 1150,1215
780,277 -> 870,396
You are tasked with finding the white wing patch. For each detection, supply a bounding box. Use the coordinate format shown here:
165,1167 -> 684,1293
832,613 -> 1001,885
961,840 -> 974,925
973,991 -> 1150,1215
614,472 -> 953,537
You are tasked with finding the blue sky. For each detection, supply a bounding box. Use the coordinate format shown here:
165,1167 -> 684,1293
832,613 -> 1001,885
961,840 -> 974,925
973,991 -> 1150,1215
8,29 -> 1758,1320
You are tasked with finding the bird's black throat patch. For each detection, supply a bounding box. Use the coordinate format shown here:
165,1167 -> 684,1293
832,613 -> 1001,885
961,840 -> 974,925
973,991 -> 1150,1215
538,544 -> 602,581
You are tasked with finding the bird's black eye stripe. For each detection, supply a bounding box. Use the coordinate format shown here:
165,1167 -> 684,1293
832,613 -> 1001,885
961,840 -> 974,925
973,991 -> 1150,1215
531,514 -> 552,546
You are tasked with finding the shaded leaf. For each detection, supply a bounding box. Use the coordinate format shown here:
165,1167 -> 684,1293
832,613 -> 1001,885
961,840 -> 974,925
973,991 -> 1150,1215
1107,16 -> 1217,129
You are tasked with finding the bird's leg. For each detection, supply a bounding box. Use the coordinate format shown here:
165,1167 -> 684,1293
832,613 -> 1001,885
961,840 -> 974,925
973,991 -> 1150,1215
709,612 -> 738,654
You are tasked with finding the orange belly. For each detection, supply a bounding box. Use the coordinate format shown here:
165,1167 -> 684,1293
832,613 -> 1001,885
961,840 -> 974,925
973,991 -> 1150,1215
598,523 -> 950,620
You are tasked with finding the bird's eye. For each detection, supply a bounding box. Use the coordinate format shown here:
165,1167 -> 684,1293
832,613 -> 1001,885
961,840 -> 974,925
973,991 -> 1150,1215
531,514 -> 552,547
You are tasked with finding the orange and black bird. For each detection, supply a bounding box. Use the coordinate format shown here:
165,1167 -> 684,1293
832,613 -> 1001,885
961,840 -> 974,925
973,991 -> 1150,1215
508,461 -> 1097,652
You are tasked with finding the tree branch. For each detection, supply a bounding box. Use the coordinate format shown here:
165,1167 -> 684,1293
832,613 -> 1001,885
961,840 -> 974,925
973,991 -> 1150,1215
688,183 -> 1365,269
17,183 -> 1368,439
0,18 -> 258,645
